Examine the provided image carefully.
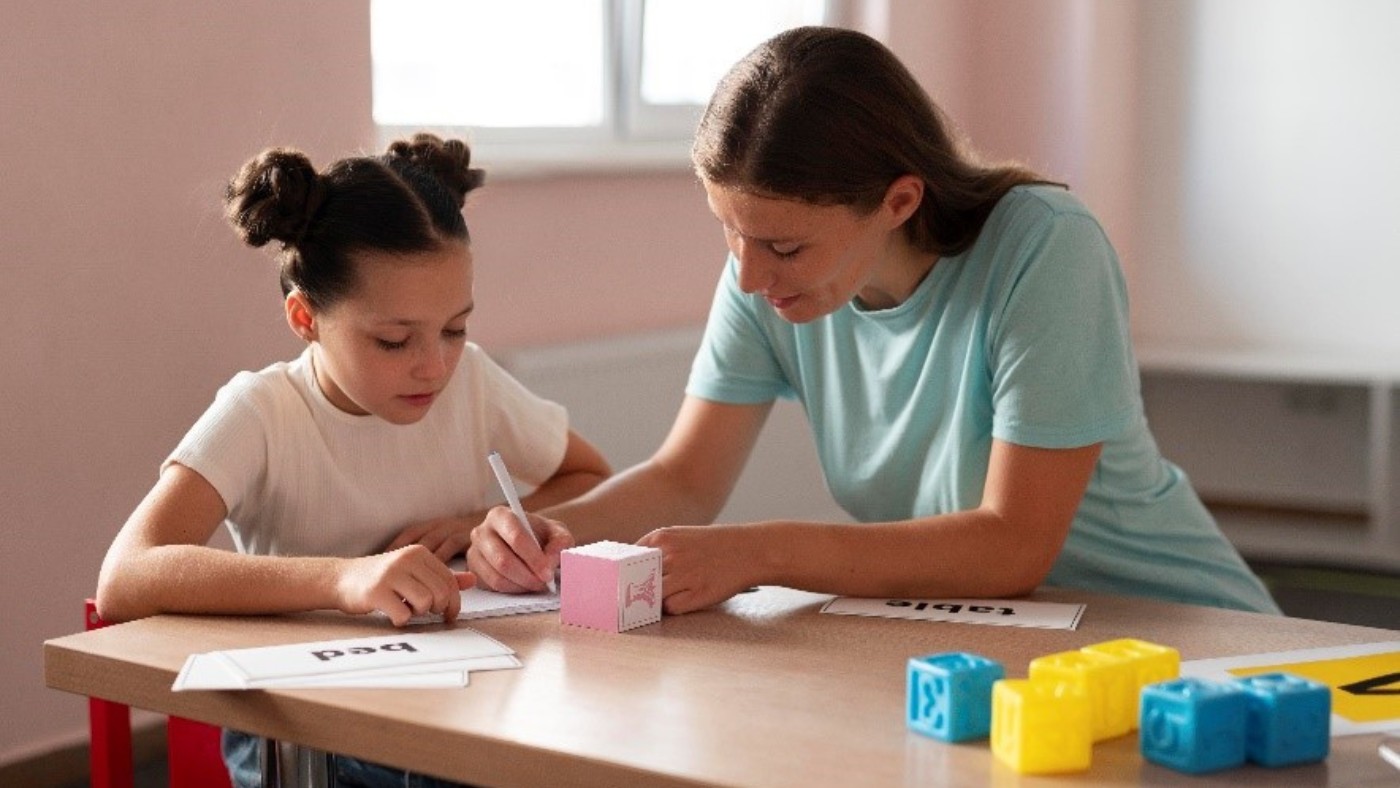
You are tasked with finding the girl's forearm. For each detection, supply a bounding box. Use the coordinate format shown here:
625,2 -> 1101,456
96,545 -> 346,622
518,469 -> 609,513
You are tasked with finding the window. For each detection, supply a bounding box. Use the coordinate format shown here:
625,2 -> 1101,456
371,0 -> 829,173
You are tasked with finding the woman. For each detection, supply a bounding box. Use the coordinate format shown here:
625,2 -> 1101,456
468,26 -> 1279,616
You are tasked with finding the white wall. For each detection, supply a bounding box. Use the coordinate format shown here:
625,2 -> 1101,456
500,330 -> 850,528
1134,0 -> 1400,356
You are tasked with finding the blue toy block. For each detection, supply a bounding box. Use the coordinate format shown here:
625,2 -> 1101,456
906,652 -> 1005,742
1233,673 -> 1331,767
1140,678 -> 1249,774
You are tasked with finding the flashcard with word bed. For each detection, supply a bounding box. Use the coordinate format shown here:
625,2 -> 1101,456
172,627 -> 518,690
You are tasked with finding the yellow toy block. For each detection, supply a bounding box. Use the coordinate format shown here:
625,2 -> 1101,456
991,679 -> 1092,774
1081,638 -> 1180,728
1029,649 -> 1137,741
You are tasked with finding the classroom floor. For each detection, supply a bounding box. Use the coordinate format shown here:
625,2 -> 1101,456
58,762 -> 167,788
56,562 -> 1397,788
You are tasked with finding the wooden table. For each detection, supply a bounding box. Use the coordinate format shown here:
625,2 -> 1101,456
45,587 -> 1400,786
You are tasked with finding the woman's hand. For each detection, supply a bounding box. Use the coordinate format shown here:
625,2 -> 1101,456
638,524 -> 758,615
336,545 -> 474,626
384,515 -> 479,564
467,506 -> 574,593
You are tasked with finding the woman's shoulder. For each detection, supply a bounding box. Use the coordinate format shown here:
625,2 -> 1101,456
977,185 -> 1109,255
998,184 -> 1096,223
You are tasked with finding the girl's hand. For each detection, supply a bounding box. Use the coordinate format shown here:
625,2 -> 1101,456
638,524 -> 756,615
467,506 -> 574,593
336,545 -> 474,626
384,515 -> 479,564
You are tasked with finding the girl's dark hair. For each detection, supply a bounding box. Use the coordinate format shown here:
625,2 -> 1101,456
224,133 -> 485,309
693,26 -> 1059,257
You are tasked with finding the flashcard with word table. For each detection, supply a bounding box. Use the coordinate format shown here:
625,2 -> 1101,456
819,597 -> 1085,630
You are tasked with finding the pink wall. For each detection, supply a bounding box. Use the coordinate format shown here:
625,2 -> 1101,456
1,1 -> 371,761
468,173 -> 719,347
0,0 -> 1138,764
891,1 -> 1142,276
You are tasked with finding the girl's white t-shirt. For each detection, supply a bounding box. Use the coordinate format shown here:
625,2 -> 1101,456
166,343 -> 568,558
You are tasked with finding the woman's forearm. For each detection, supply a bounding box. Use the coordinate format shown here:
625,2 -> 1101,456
746,509 -> 1063,599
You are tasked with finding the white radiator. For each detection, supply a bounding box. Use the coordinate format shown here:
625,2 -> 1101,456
499,327 -> 850,525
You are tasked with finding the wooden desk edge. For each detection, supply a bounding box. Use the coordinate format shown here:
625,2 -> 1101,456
43,590 -> 1400,787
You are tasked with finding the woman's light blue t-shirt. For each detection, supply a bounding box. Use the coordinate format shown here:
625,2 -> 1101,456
686,185 -> 1279,614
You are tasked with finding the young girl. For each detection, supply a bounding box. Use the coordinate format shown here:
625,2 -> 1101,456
468,27 -> 1280,618
98,133 -> 608,787
97,132 -> 607,625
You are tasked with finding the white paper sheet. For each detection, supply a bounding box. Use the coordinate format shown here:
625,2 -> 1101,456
405,586 -> 560,625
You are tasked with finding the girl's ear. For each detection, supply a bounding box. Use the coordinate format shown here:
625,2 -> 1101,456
284,291 -> 318,343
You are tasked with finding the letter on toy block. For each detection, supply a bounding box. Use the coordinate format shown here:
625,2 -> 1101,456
1081,638 -> 1180,723
991,679 -> 1092,774
906,652 -> 1005,742
1233,672 -> 1330,767
1140,677 -> 1248,774
1029,649 -> 1137,741
560,541 -> 662,632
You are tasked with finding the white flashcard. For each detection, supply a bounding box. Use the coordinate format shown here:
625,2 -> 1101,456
173,649 -> 522,691
264,670 -> 470,689
175,626 -> 513,689
251,653 -> 522,689
819,596 -> 1085,630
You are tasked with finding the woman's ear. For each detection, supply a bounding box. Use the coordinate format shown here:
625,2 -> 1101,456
284,291 -> 318,343
882,174 -> 924,228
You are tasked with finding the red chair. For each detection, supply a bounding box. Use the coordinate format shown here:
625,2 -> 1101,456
85,598 -> 231,788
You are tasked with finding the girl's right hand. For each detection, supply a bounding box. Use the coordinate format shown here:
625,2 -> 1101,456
336,545 -> 474,626
466,506 -> 574,593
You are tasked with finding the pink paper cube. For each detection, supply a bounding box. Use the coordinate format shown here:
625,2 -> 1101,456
560,541 -> 662,632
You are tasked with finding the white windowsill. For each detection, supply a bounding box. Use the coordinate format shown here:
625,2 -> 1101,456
374,126 -> 696,180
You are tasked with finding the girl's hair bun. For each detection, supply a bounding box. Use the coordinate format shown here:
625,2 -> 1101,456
385,133 -> 485,207
224,147 -> 324,248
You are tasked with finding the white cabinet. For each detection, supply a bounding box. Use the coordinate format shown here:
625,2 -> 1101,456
1137,344 -> 1400,572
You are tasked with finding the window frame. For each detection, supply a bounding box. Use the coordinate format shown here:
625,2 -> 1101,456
372,0 -> 834,177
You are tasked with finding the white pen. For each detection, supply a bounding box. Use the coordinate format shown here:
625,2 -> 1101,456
487,450 -> 558,593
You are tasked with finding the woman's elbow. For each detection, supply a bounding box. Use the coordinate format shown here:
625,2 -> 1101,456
999,552 -> 1058,597
996,576 -> 1045,599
